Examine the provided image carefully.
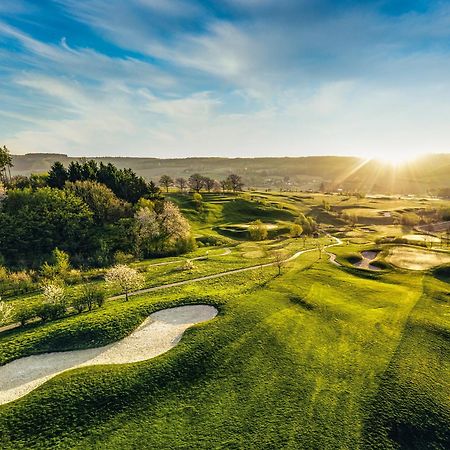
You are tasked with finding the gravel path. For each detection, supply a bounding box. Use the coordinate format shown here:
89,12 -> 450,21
0,305 -> 217,405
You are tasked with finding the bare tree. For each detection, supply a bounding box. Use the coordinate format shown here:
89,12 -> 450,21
316,242 -> 324,259
188,173 -> 205,192
203,177 -> 216,192
273,251 -> 287,276
226,174 -> 244,192
175,177 -> 187,192
159,175 -> 174,193
220,179 -> 231,193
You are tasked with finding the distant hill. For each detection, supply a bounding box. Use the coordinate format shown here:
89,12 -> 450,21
10,153 -> 450,195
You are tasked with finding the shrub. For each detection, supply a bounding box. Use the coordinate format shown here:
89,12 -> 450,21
0,265 -> 8,282
73,284 -> 106,313
290,222 -> 303,238
249,220 -> 268,241
178,260 -> 196,271
36,302 -> 66,322
114,251 -> 135,264
15,304 -> 38,326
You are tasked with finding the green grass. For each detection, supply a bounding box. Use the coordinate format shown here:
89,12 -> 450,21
1,250 -> 448,449
0,193 -> 449,449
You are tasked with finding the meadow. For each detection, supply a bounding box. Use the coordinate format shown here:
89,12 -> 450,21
0,190 -> 449,449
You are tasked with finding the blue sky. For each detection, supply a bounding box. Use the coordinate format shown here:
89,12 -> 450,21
1,0 -> 450,158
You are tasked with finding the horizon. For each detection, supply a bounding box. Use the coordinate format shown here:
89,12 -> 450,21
1,1 -> 450,162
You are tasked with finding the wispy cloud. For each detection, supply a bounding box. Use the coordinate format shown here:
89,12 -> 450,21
0,0 -> 449,158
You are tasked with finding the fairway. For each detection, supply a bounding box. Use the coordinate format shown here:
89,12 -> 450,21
387,246 -> 450,270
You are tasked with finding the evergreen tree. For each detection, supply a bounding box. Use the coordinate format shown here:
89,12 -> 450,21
47,162 -> 68,188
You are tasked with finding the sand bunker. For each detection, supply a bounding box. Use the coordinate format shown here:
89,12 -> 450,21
387,247 -> 450,271
354,251 -> 381,271
0,305 -> 217,405
403,234 -> 441,244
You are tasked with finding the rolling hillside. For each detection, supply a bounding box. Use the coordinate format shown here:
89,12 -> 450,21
10,153 -> 450,194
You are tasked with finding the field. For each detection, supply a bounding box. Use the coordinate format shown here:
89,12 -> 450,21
0,192 -> 449,449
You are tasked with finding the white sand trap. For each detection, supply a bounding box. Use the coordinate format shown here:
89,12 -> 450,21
387,247 -> 450,271
0,305 -> 217,405
403,234 -> 441,243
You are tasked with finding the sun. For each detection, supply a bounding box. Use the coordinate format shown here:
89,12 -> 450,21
372,151 -> 421,167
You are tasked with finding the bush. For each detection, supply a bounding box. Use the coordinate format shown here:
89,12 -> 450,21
15,304 -> 38,326
36,302 -> 66,322
0,266 -> 8,282
72,285 -> 106,313
177,260 -> 196,272
249,220 -> 268,241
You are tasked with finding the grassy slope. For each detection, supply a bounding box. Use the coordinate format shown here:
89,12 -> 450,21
1,250 -> 448,449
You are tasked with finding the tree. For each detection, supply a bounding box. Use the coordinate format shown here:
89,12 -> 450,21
249,220 -> 268,241
0,187 -> 94,267
316,241 -> 324,259
65,180 -> 129,224
39,280 -> 67,321
290,222 -> 303,238
175,177 -> 187,192
0,300 -> 13,326
47,162 -> 68,189
41,248 -> 71,281
203,177 -> 215,192
134,201 -> 193,256
193,192 -> 203,211
188,173 -> 205,192
159,175 -> 174,193
220,179 -> 231,193
72,284 -> 105,313
0,145 -> 13,183
105,264 -> 144,301
226,174 -> 244,192
67,161 -> 83,182
273,251 -> 287,276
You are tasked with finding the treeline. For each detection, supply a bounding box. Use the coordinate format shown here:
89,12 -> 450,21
158,173 -> 244,193
0,159 -> 195,269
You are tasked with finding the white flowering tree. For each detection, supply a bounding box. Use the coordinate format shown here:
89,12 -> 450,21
42,281 -> 66,304
0,300 -> 13,326
36,281 -> 68,321
134,201 -> 192,256
105,264 -> 144,301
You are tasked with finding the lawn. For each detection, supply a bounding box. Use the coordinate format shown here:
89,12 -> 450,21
0,192 -> 449,449
0,249 -> 448,449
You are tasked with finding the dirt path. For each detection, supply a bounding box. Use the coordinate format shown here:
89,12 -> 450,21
326,252 -> 342,266
0,305 -> 217,405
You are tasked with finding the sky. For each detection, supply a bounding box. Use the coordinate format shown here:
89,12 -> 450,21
1,0 -> 450,159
